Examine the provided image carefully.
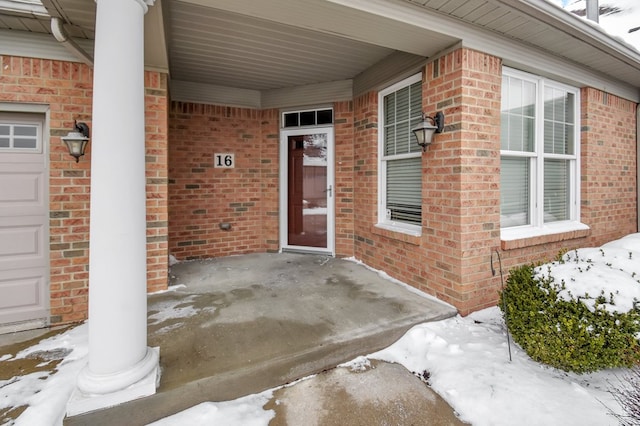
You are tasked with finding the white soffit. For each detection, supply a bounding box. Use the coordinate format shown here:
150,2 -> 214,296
41,0 -> 94,39
168,1 -> 420,91
178,0 -> 458,57
0,0 -> 47,16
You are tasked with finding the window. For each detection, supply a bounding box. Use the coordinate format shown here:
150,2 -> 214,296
378,74 -> 423,232
283,108 -> 333,128
500,68 -> 580,234
0,122 -> 40,151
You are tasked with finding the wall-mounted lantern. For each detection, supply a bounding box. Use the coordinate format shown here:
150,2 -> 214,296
61,121 -> 90,163
412,111 -> 445,152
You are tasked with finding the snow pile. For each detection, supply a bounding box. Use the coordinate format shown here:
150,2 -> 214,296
536,233 -> 640,313
149,392 -> 275,426
371,309 -> 621,426
0,325 -> 88,426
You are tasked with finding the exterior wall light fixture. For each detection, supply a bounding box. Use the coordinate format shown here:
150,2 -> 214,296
412,111 -> 445,151
61,120 -> 90,162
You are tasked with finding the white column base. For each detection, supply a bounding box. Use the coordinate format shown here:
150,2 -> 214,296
66,347 -> 160,417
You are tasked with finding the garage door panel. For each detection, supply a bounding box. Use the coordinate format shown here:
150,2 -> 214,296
0,222 -> 44,268
0,169 -> 45,216
0,274 -> 43,309
0,268 -> 47,323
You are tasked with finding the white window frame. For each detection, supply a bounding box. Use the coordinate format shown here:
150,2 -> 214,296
377,73 -> 422,236
500,67 -> 587,241
0,119 -> 42,153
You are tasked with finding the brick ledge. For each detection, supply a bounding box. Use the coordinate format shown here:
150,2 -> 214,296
501,228 -> 591,250
371,224 -> 422,246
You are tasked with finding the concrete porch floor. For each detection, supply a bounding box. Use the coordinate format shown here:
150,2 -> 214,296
61,252 -> 459,424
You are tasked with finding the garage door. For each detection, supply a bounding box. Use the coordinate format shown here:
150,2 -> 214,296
0,112 -> 48,331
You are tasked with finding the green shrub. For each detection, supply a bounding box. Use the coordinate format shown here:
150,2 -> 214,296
499,263 -> 640,373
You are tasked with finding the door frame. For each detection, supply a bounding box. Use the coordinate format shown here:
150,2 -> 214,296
279,126 -> 335,255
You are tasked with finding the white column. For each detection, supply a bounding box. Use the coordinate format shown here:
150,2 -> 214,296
68,0 -> 158,416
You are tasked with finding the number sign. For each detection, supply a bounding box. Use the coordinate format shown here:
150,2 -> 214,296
214,153 -> 235,168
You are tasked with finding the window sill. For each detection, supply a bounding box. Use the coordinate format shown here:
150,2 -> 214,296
500,221 -> 591,250
373,223 -> 422,246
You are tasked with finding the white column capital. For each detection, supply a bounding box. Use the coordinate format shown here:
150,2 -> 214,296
136,0 -> 155,13
95,0 -> 155,14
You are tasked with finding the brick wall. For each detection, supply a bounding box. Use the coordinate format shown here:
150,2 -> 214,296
168,102 -> 280,259
581,88 -> 637,244
144,72 -> 170,293
168,101 -> 357,260
334,101 -> 355,257
260,108 -> 281,253
353,91 -> 380,265
0,55 -> 169,324
352,88 -> 433,290
350,49 -> 503,314
421,49 -> 504,314
351,47 -> 637,315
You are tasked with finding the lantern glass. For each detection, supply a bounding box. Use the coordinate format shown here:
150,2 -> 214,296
412,121 -> 437,151
61,131 -> 89,162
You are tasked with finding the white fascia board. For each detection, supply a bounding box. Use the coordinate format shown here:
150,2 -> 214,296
170,80 -> 262,109
171,79 -> 352,110
0,28 -> 93,62
262,80 -> 352,109
0,102 -> 49,113
353,51 -> 427,96
326,0 -> 640,102
1,28 -> 167,73
494,0 -> 640,65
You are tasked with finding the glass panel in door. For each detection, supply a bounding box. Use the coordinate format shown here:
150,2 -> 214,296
287,133 -> 328,248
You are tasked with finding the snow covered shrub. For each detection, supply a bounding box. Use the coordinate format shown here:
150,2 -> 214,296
499,262 -> 640,373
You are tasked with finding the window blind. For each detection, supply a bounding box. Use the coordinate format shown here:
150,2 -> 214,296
544,159 -> 569,222
387,157 -> 422,224
500,156 -> 529,227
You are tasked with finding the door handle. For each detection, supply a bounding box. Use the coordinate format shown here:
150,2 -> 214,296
324,185 -> 332,197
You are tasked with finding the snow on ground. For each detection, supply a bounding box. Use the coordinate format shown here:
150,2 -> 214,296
3,234 -> 640,425
149,392 -> 276,426
371,311 -> 623,426
0,324 -> 88,426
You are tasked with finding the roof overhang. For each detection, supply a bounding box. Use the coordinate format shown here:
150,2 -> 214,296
0,0 -> 639,107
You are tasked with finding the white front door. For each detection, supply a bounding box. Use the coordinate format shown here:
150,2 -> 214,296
280,126 -> 335,254
0,112 -> 48,331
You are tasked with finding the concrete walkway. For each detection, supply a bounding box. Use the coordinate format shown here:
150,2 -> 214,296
61,252 -> 459,424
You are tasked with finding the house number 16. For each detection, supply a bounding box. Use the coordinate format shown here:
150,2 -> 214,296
214,153 -> 235,168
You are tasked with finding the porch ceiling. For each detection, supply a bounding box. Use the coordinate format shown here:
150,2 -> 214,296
167,2 -> 400,91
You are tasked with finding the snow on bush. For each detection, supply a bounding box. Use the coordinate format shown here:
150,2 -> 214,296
500,233 -> 640,373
